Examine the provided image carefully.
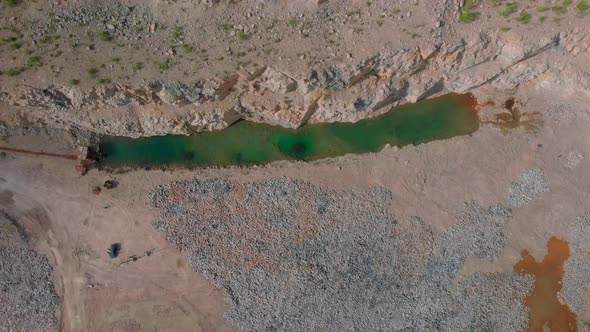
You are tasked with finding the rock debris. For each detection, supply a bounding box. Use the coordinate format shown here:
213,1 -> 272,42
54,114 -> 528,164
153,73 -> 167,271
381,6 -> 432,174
0,211 -> 60,332
149,177 -> 532,332
507,168 -> 549,207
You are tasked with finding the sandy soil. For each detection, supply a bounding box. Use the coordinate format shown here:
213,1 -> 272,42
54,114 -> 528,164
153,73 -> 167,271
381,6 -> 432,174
0,154 -> 235,331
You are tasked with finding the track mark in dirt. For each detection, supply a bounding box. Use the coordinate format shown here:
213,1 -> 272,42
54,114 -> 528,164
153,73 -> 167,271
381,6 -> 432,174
0,190 -> 14,206
514,237 -> 577,332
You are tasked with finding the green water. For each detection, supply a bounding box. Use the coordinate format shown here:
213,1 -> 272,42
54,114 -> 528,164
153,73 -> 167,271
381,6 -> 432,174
99,93 -> 479,168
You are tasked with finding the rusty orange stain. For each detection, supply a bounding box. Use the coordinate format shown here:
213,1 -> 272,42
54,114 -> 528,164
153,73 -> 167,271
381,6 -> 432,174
514,237 -> 577,332
457,93 -> 480,113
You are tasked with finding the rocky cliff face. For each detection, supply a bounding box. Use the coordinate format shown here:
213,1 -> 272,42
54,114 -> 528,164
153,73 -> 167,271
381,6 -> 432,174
0,1 -> 588,138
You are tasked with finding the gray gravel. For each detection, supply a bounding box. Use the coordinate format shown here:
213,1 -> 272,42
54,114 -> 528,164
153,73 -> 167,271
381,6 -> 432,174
563,213 -> 590,315
0,211 -> 60,332
507,168 -> 549,207
149,177 -> 532,332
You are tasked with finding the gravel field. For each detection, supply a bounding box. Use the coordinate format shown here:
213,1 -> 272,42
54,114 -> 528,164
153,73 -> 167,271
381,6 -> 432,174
149,177 -> 533,332
564,213 -> 590,316
0,210 -> 60,332
508,168 -> 549,207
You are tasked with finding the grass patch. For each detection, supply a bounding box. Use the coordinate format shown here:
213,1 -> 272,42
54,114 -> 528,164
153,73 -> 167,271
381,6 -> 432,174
87,67 -> 98,78
39,35 -> 54,44
500,27 -> 511,32
26,56 -> 41,67
460,0 -> 478,22
577,0 -> 589,14
9,41 -> 21,49
5,0 -> 18,7
501,3 -> 517,17
552,0 -> 572,14
157,58 -> 174,71
539,15 -> 547,22
182,44 -> 193,53
68,79 -> 79,86
97,31 -> 112,42
132,62 -> 143,72
538,6 -> 550,12
237,32 -> 249,41
97,78 -> 111,85
6,67 -> 23,76
516,11 -> 531,23
287,17 -> 298,27
173,26 -> 183,39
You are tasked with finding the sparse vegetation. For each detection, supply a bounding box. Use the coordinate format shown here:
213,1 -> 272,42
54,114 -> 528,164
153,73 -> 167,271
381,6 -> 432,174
87,68 -> 98,78
132,62 -> 143,72
97,78 -> 111,85
39,35 -> 53,44
5,0 -> 18,7
501,3 -> 517,17
173,26 -> 183,39
288,17 -> 298,27
26,56 -> 41,67
6,67 -> 23,76
157,58 -> 174,71
9,41 -> 21,49
68,79 -> 79,86
97,31 -> 112,42
182,44 -> 193,53
552,0 -> 572,14
237,32 -> 249,41
460,0 -> 479,23
539,15 -> 547,22
516,11 -> 531,23
577,0 -> 589,14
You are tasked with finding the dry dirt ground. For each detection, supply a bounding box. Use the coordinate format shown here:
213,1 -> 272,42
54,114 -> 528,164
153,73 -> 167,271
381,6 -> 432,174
1,0 -> 590,331
0,151 -> 235,331
1,79 -> 590,330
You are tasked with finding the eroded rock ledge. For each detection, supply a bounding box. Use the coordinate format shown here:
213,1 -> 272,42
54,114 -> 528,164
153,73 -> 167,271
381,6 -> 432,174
0,0 -> 588,138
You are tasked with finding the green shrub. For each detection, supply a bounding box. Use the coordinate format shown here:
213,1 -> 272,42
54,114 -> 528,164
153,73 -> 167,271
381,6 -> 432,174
97,31 -> 112,42
157,58 -> 174,71
237,32 -> 249,41
460,11 -> 475,22
552,0 -> 571,14
287,17 -> 298,27
6,67 -> 23,76
516,11 -> 531,23
88,67 -> 98,77
577,0 -> 589,14
132,62 -> 143,72
97,78 -> 111,85
68,79 -> 80,86
501,3 -> 517,17
26,56 -> 41,66
182,44 -> 193,53
460,0 -> 478,23
5,0 -> 18,7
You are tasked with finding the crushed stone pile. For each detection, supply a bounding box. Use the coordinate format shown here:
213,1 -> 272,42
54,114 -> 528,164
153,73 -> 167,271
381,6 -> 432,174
563,213 -> 590,316
508,168 -> 549,207
0,210 -> 60,332
149,177 -> 533,332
